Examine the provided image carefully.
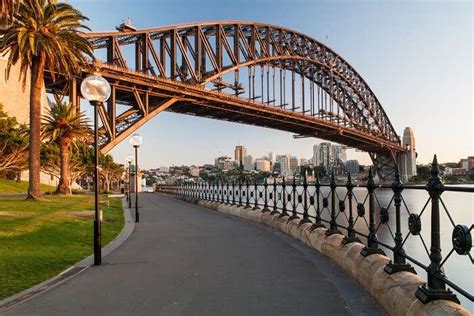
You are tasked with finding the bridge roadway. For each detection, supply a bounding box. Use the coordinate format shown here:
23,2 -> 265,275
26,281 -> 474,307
5,194 -> 381,315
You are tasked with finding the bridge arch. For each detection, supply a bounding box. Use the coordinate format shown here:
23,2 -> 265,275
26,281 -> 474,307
45,21 -> 407,179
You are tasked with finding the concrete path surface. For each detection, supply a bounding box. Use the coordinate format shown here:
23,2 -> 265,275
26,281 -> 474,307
5,194 -> 381,316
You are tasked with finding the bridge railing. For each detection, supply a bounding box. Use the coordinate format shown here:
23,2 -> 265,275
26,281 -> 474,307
156,155 -> 473,306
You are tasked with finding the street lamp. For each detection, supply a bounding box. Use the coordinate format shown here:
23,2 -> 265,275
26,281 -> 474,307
81,74 -> 111,266
130,134 -> 142,222
126,155 -> 133,209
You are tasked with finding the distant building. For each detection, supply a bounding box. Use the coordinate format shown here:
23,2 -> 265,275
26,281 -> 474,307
215,156 -> 233,170
255,159 -> 271,172
289,156 -> 300,173
268,152 -> 275,166
300,158 -> 308,166
189,166 -> 200,177
312,142 -> 346,174
234,145 -> 247,166
243,155 -> 254,171
460,156 -> 474,172
273,161 -> 281,174
345,160 -> 360,174
276,154 -> 291,176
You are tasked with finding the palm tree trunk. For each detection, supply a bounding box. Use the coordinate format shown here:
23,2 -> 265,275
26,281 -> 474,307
57,140 -> 70,194
27,54 -> 46,200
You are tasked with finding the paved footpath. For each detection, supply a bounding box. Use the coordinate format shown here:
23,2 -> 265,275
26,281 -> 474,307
5,194 -> 381,316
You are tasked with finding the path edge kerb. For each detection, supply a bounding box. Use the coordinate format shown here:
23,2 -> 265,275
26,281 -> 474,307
172,195 -> 472,316
0,197 -> 135,313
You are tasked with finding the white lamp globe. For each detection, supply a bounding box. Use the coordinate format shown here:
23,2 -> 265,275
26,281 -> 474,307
126,155 -> 133,163
81,75 -> 111,103
130,134 -> 143,147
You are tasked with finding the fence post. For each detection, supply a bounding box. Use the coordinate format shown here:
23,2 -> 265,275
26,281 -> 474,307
245,180 -> 251,209
280,177 -> 288,217
225,179 -> 230,205
300,173 -> 311,224
342,173 -> 361,244
312,175 -> 325,229
238,180 -> 243,207
289,176 -> 299,220
385,169 -> 416,274
271,176 -> 279,214
361,168 -> 385,256
262,178 -> 270,212
231,180 -> 236,205
415,155 -> 459,304
326,172 -> 341,236
253,180 -> 260,210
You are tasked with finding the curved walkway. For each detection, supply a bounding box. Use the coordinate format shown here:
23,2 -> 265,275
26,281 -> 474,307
5,194 -> 381,315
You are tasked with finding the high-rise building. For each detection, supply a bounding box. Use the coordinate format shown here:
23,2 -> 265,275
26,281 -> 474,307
276,154 -> 291,176
215,156 -> 233,170
289,156 -> 300,173
268,152 -> 275,166
255,159 -> 271,172
345,160 -> 360,174
312,142 -> 347,174
243,155 -> 254,171
234,145 -> 247,165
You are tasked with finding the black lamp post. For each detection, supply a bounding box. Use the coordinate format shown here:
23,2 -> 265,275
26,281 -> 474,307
130,134 -> 142,222
127,155 -> 133,209
80,74 -> 111,266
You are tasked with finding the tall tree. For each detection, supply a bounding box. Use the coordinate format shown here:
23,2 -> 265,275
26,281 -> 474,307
0,103 -> 28,175
0,0 -> 93,199
42,102 -> 91,194
0,0 -> 21,22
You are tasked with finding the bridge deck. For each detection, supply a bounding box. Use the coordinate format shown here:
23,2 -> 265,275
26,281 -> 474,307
5,194 -> 380,315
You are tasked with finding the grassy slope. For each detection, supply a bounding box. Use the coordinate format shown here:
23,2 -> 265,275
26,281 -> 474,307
0,195 -> 124,300
0,179 -> 56,194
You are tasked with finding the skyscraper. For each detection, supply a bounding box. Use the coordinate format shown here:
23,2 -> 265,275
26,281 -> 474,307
289,156 -> 300,173
243,155 -> 254,171
234,145 -> 247,166
255,159 -> 271,172
276,154 -> 291,176
312,142 -> 347,174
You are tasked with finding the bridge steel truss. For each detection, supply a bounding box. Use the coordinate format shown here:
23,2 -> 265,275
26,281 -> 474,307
44,21 -> 406,179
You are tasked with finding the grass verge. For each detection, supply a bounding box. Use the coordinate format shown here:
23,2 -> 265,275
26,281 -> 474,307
0,179 -> 56,194
0,194 -> 124,300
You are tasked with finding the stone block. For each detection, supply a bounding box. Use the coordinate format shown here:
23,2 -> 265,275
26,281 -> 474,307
371,269 -> 425,316
306,228 -> 327,252
354,254 -> 390,290
339,242 -> 365,276
246,209 -> 263,223
261,212 -> 279,227
407,299 -> 472,316
274,215 -> 290,232
321,233 -> 345,263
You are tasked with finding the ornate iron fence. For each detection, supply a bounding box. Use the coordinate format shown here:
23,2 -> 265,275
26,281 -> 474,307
157,155 -> 473,306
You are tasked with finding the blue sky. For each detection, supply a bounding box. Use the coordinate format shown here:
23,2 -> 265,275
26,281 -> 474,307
70,0 -> 473,168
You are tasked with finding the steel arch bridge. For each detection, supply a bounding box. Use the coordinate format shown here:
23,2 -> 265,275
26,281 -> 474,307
45,21 -> 407,179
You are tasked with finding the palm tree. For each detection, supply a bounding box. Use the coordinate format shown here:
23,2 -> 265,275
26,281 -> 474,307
0,0 -> 21,21
0,0 -> 93,199
42,102 -> 91,194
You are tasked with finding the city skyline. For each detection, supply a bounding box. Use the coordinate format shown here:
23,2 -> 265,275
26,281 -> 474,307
68,0 -> 472,169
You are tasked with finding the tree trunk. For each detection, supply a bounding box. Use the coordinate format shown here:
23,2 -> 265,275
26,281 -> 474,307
27,54 -> 46,200
57,139 -> 71,194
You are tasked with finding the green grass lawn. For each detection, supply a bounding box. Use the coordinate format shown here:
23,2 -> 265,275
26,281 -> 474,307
0,179 -> 56,194
0,194 -> 124,300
